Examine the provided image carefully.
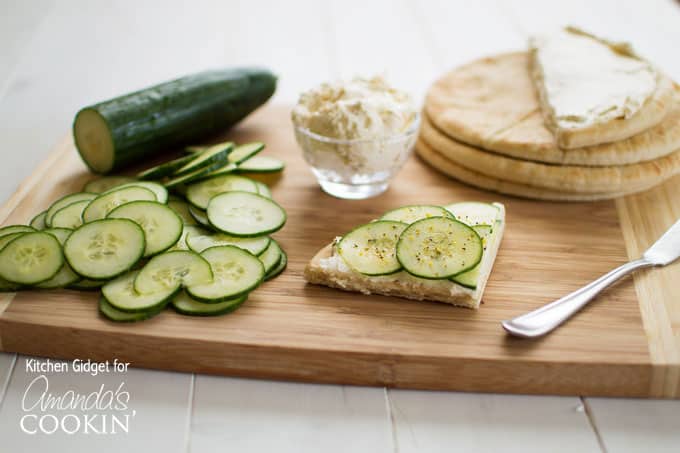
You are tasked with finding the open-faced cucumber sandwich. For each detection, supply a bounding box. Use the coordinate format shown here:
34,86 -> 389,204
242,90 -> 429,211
304,202 -> 505,309
0,141 -> 288,322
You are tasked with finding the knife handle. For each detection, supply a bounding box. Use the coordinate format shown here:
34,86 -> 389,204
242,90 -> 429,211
502,258 -> 654,338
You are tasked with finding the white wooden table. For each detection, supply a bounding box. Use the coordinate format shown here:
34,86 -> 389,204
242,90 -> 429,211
1,1 -> 679,451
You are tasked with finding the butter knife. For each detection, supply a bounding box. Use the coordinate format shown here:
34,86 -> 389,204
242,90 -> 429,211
502,218 -> 680,338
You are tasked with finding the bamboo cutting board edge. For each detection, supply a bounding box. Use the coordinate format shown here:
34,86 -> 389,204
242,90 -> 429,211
0,312 -> 656,397
616,184 -> 680,398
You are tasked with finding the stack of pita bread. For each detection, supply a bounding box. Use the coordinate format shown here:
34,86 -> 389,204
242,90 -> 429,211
417,31 -> 680,201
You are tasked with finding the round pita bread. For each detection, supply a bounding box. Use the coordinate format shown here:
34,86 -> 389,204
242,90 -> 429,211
415,139 -> 645,202
425,52 -> 679,163
420,114 -> 680,193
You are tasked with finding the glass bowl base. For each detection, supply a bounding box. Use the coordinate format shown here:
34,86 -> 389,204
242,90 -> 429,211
317,180 -> 389,199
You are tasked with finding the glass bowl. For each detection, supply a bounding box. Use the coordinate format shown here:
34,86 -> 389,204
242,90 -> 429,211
293,113 -> 421,199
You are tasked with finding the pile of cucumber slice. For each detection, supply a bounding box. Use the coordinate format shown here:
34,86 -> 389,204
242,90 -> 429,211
0,141 -> 288,322
336,202 -> 502,289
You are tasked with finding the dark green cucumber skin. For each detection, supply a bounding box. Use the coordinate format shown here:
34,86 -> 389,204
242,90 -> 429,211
265,250 -> 287,281
172,295 -> 247,317
99,297 -> 164,322
74,68 -> 277,174
137,154 -> 194,180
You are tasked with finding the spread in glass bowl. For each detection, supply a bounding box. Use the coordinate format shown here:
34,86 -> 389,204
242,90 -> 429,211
292,76 -> 419,199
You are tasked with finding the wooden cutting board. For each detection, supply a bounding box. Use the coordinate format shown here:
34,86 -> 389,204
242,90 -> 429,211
1,105 -> 678,398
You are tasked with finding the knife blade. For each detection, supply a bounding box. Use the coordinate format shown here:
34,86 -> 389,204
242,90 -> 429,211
643,218 -> 680,266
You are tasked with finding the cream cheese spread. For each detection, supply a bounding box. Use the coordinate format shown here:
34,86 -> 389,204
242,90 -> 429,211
292,75 -> 416,140
530,27 -> 658,129
291,76 -> 418,179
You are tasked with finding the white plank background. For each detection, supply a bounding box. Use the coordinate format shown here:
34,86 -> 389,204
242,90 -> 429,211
0,357 -> 192,452
388,390 -> 601,453
0,0 -> 679,451
191,377 -> 393,452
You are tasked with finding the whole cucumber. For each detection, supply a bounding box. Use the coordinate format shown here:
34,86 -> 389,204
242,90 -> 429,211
73,68 -> 276,173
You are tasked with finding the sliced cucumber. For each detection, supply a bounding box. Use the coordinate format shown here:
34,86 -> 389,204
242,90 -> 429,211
45,192 -> 97,226
134,250 -> 213,294
107,200 -> 183,257
337,221 -> 408,276
197,162 -> 238,180
109,181 -> 168,204
164,165 -> 217,188
444,202 -> 500,226
99,296 -> 164,323
35,269 -> 80,289
380,205 -> 452,224
0,232 -> 63,285
0,232 -> 24,251
254,181 -> 272,198
174,142 -> 233,176
69,279 -> 104,291
265,248 -> 287,281
51,199 -> 89,229
187,245 -> 264,302
30,211 -> 47,230
450,224 -> 494,289
227,142 -> 265,164
170,225 -> 210,251
36,228 -> 79,289
185,145 -> 206,153
207,191 -> 286,237
237,155 -> 284,173
258,239 -> 282,275
64,219 -> 145,280
83,176 -> 137,193
187,232 -> 270,255
172,290 -> 246,316
188,206 -> 210,227
0,225 -> 34,238
82,186 -> 156,222
473,224 -> 494,241
186,174 -> 258,209
103,270 -> 178,313
396,216 -> 483,279
0,276 -> 21,292
43,227 -> 73,244
168,199 -> 198,225
137,154 -> 194,180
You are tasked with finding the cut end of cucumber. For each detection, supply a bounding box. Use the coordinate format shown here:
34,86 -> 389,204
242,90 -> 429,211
73,108 -> 115,174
